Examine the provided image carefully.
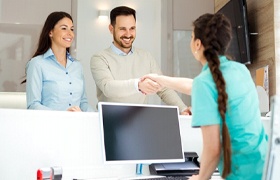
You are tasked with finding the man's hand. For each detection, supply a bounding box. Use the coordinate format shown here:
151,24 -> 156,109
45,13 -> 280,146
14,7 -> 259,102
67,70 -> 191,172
181,106 -> 192,115
138,78 -> 162,95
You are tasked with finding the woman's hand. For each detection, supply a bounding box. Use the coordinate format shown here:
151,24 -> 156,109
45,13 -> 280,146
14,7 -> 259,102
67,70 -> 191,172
141,74 -> 164,87
188,174 -> 200,180
138,78 -> 162,95
67,106 -> 82,112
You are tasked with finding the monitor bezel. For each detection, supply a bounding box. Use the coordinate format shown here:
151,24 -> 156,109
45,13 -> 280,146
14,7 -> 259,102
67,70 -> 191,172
98,102 -> 185,165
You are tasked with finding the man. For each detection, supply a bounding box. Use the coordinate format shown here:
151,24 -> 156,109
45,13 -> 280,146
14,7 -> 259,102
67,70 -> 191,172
90,6 -> 190,114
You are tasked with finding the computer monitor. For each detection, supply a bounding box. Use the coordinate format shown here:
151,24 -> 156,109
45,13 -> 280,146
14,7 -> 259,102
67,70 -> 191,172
98,102 -> 185,164
217,0 -> 251,64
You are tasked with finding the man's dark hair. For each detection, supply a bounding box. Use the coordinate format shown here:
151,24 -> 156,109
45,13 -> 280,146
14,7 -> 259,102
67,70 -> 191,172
110,6 -> 136,26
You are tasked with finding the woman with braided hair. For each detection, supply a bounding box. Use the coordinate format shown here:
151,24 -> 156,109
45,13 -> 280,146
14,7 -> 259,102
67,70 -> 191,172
142,13 -> 267,180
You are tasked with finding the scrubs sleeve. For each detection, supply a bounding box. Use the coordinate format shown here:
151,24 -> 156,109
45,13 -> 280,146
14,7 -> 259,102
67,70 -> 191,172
191,78 -> 221,127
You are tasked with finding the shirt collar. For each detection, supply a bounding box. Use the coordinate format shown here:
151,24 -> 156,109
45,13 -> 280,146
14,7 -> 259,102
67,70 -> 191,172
202,55 -> 229,71
43,48 -> 75,62
110,42 -> 134,56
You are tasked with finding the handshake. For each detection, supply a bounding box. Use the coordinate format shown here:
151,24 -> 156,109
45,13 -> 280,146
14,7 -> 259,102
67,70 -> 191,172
138,74 -> 164,95
138,73 -> 193,115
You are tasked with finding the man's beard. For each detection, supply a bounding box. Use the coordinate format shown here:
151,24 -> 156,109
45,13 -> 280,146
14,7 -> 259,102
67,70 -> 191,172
113,35 -> 135,49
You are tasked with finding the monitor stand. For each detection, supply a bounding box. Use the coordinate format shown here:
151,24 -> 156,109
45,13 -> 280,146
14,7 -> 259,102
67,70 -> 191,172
136,164 -> 143,175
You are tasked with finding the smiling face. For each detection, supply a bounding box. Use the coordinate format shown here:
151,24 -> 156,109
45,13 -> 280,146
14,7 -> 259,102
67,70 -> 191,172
109,15 -> 136,54
49,17 -> 74,50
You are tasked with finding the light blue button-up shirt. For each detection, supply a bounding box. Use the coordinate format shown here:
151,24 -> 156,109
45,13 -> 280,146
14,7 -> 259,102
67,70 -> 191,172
110,42 -> 134,56
26,48 -> 92,111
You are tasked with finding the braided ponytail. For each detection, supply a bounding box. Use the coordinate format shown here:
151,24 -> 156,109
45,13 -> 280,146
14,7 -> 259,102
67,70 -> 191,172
193,13 -> 232,178
205,48 -> 231,178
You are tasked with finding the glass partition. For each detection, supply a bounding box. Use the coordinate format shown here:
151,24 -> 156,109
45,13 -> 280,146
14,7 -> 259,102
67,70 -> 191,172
173,30 -> 201,105
0,0 -> 71,92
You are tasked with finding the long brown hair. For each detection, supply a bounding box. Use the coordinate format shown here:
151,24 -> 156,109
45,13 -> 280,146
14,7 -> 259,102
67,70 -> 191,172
21,11 -> 73,84
193,13 -> 232,178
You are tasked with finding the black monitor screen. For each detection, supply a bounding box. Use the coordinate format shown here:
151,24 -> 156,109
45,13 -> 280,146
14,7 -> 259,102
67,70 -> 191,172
98,102 -> 185,164
218,0 -> 251,64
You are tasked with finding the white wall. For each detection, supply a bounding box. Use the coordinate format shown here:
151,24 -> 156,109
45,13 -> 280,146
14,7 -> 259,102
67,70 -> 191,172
172,0 -> 214,30
74,0 -> 162,111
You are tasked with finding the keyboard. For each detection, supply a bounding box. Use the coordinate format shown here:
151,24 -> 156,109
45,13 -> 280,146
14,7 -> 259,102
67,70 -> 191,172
130,176 -> 189,180
73,176 -> 190,180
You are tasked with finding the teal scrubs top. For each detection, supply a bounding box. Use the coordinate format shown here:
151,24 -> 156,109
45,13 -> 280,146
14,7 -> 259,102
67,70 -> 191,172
192,56 -> 267,180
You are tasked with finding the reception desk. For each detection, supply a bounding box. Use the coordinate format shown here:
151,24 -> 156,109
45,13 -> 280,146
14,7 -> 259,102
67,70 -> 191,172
0,109 -> 270,179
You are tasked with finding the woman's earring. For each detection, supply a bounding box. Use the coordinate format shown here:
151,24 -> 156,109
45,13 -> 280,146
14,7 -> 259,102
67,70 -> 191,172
195,51 -> 198,54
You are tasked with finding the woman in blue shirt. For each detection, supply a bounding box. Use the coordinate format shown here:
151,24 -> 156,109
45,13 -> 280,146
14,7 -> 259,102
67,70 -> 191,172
143,13 -> 267,179
23,12 -> 92,112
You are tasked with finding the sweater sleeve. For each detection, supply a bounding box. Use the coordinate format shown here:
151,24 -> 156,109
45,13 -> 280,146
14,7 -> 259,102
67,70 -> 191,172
90,51 -> 139,99
157,88 -> 188,112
